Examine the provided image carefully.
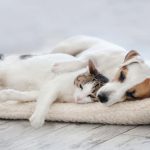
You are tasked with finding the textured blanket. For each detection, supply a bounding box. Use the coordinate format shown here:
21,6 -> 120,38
0,99 -> 150,125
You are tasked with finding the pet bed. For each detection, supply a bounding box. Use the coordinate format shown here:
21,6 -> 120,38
0,99 -> 150,125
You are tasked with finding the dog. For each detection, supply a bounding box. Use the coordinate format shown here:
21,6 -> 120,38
51,35 -> 150,106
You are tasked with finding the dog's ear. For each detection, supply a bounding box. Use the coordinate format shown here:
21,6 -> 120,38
126,78 -> 150,100
88,60 -> 99,76
124,50 -> 140,63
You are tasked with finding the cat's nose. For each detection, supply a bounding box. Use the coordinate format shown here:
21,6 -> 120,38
76,97 -> 82,102
98,93 -> 108,103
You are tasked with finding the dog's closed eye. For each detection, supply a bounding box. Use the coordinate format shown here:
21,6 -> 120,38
119,71 -> 126,82
126,90 -> 136,99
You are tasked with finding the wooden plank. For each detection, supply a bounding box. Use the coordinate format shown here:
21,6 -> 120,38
67,125 -> 135,150
92,134 -> 150,150
123,125 -> 150,137
0,120 -> 69,150
3,122 -> 135,150
4,123 -> 101,150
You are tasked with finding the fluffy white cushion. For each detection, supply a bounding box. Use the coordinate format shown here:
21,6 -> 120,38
0,99 -> 150,125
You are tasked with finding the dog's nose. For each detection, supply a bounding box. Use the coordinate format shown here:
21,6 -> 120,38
98,93 -> 108,103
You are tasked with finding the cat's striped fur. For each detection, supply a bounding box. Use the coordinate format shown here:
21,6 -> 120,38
74,60 -> 109,102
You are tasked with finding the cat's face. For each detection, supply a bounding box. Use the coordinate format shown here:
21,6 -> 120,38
73,60 -> 109,104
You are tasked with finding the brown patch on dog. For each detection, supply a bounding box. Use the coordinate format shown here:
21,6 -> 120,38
113,66 -> 128,82
126,78 -> 150,100
124,50 -> 139,62
20,54 -> 33,59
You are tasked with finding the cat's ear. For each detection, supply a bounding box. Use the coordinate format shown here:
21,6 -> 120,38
88,60 -> 99,76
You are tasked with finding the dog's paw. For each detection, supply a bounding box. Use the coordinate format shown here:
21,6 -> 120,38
29,114 -> 45,128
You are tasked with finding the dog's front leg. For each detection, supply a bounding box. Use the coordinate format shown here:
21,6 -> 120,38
30,89 -> 58,128
0,89 -> 38,102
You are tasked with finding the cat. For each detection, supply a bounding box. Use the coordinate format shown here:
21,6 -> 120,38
30,60 -> 109,128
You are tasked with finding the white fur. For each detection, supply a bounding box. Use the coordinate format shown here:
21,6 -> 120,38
30,69 -> 96,128
52,36 -> 126,80
74,83 -> 94,104
51,35 -> 150,106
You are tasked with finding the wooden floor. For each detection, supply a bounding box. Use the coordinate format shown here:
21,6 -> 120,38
0,120 -> 150,150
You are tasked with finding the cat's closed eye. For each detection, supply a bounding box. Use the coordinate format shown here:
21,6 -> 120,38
80,84 -> 83,90
88,94 -> 95,98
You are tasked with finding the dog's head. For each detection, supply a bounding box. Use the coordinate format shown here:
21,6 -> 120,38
97,50 -> 150,106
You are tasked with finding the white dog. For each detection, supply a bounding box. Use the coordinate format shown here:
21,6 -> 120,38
52,35 -> 150,106
0,53 -> 78,102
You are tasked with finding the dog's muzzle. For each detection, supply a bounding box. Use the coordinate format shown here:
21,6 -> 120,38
98,92 -> 108,103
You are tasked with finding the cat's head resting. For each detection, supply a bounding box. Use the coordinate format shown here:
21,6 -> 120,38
74,60 -> 109,103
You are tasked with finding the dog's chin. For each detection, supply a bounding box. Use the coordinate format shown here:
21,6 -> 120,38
101,102 -> 114,107
101,99 -> 123,107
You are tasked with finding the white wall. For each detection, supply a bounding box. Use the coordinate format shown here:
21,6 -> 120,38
0,0 -> 149,58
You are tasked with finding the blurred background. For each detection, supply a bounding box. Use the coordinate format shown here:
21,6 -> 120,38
0,0 -> 149,59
